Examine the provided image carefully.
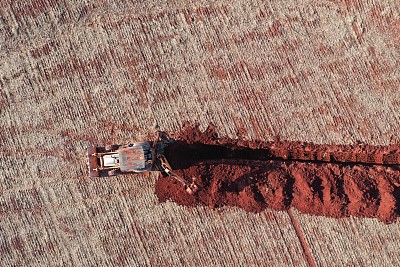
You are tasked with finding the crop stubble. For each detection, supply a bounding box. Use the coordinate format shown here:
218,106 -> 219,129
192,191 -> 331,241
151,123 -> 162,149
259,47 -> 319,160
1,0 -> 400,266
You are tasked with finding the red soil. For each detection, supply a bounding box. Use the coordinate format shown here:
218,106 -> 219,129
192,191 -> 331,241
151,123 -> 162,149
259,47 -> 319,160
155,124 -> 400,223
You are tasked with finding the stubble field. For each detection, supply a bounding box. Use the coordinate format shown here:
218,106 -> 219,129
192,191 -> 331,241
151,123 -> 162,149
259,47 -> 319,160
1,0 -> 400,266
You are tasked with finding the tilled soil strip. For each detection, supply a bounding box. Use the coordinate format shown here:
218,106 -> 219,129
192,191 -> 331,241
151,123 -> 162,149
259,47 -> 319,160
155,125 -> 400,223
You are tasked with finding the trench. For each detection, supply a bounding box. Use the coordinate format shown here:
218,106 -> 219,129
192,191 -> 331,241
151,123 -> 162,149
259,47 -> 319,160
155,125 -> 400,223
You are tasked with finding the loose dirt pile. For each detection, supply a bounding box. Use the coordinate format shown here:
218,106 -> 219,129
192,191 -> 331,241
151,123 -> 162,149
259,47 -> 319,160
155,125 -> 400,223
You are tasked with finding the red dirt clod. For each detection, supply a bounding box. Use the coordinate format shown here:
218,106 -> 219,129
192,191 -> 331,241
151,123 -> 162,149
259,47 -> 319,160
155,125 -> 400,223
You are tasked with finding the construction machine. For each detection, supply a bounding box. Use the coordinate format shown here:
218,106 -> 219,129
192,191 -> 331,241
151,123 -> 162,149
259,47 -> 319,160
86,134 -> 198,194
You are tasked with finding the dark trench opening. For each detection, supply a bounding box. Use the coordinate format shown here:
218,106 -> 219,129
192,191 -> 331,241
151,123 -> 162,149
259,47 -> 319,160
162,140 -> 394,170
164,141 -> 273,169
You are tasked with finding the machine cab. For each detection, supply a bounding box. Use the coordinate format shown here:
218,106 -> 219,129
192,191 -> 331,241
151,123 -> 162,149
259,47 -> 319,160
87,141 -> 154,177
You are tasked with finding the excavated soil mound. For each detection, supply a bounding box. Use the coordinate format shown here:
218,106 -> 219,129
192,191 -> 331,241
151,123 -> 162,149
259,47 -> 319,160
155,125 -> 400,223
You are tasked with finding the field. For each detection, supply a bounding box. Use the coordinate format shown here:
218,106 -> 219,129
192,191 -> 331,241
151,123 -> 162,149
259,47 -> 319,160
1,0 -> 400,266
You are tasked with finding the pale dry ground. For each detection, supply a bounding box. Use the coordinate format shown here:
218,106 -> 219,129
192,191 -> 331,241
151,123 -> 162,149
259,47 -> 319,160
1,0 -> 400,266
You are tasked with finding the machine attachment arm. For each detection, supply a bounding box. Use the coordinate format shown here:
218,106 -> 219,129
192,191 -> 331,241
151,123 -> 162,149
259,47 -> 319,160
156,154 -> 198,194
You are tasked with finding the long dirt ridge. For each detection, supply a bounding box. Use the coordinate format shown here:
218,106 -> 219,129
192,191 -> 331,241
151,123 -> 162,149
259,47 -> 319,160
155,125 -> 400,223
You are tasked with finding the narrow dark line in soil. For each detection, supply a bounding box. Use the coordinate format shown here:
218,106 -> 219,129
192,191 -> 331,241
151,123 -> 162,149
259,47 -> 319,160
287,209 -> 317,267
165,141 -> 400,170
